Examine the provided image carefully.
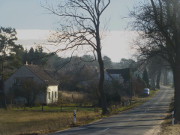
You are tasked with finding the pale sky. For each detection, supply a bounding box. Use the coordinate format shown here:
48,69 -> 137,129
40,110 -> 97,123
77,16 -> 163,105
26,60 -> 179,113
0,0 -> 144,62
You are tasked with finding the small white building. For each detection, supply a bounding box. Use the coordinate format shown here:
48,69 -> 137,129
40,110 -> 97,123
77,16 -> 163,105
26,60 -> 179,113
4,64 -> 59,104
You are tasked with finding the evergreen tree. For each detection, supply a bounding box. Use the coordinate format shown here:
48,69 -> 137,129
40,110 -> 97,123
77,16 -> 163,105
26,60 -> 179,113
24,47 -> 48,66
0,27 -> 19,108
8,44 -> 24,69
103,56 -> 112,69
28,47 -> 35,64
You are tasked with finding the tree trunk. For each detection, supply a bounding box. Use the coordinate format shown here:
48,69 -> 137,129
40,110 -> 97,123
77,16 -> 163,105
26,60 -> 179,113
173,58 -> 180,122
96,28 -> 108,114
151,75 -> 156,89
163,69 -> 168,86
97,50 -> 108,114
156,69 -> 161,89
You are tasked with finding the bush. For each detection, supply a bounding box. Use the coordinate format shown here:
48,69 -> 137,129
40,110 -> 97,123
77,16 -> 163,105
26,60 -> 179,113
132,77 -> 146,95
104,80 -> 123,105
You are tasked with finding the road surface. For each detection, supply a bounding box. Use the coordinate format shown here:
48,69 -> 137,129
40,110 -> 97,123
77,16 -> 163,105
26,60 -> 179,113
49,86 -> 174,135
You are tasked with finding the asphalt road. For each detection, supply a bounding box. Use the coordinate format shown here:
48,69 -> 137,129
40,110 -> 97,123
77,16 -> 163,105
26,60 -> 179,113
49,86 -> 174,135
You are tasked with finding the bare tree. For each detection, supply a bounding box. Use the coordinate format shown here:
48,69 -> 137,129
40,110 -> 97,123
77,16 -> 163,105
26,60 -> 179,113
131,0 -> 180,122
44,0 -> 110,114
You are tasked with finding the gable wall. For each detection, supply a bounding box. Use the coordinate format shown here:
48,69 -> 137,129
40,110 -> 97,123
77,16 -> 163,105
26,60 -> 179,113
105,72 -> 124,83
4,65 -> 44,94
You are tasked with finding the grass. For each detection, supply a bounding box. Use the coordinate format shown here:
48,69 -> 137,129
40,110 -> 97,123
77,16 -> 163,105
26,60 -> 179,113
0,89 -> 158,135
0,108 -> 102,135
160,123 -> 180,135
12,106 -> 95,112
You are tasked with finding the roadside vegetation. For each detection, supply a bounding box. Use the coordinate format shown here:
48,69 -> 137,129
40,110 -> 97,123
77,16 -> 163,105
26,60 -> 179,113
159,98 -> 180,135
0,89 -> 158,135
160,123 -> 180,135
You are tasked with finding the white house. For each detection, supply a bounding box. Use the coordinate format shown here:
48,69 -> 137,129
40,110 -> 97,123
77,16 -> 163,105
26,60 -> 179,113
4,64 -> 59,104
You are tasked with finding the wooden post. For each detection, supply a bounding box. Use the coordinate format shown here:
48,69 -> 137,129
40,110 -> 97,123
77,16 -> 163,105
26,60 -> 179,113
172,111 -> 175,125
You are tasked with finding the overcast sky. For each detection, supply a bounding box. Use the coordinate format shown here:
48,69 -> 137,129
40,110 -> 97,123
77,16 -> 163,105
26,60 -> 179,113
0,0 -> 144,62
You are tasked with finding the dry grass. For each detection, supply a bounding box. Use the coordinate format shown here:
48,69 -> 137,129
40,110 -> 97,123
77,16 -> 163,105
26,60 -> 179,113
59,91 -> 89,103
0,90 -> 158,135
160,119 -> 180,135
0,109 -> 101,135
59,91 -> 86,99
159,97 -> 180,135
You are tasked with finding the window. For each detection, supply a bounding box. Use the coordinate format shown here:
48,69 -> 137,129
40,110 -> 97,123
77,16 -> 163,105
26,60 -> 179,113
48,92 -> 51,99
14,78 -> 21,86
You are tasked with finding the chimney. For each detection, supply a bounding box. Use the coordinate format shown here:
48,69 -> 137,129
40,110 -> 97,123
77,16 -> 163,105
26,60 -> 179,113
25,61 -> 28,65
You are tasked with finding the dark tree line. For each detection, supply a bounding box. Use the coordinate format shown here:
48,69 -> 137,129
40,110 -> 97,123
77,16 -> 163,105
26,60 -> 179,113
23,47 -> 48,66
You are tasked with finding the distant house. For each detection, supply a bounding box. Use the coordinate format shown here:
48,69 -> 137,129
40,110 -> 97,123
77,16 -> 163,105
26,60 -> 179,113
105,68 -> 133,96
105,68 -> 132,83
105,68 -> 147,96
4,64 -> 59,104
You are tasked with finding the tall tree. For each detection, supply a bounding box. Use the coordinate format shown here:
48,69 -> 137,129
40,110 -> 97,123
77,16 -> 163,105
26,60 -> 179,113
103,56 -> 112,69
44,0 -> 110,114
146,56 -> 166,89
131,0 -> 180,122
8,44 -> 24,70
0,27 -> 18,108
23,47 -> 48,66
119,58 -> 137,69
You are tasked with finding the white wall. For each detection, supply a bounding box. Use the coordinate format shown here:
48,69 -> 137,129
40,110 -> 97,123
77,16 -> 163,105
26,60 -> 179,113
46,85 -> 58,104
